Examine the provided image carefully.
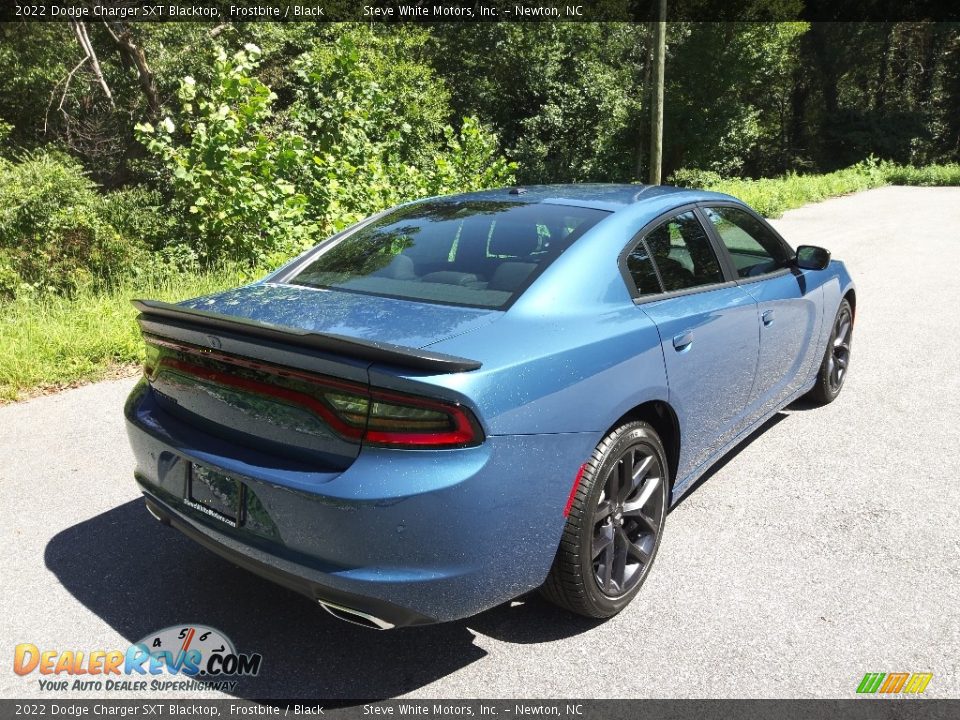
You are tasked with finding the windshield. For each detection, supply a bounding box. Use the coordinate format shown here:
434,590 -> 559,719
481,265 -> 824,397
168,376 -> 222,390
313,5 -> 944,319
287,201 -> 609,309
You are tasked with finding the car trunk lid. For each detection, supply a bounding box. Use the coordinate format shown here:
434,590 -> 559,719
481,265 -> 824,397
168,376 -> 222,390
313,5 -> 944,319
134,285 -> 491,470
179,282 -> 501,349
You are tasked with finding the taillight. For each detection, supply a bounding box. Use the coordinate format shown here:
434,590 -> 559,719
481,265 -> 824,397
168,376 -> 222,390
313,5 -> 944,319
143,335 -> 483,449
362,389 -> 482,449
304,385 -> 483,448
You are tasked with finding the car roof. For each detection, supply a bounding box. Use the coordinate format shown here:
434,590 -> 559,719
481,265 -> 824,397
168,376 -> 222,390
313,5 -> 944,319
432,183 -> 740,213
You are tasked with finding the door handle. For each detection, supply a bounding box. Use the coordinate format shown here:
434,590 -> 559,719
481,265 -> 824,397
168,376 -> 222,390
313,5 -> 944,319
672,330 -> 694,351
762,309 -> 775,326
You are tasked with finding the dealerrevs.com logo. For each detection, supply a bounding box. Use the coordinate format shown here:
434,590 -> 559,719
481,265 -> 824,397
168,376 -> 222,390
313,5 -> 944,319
14,625 -> 262,693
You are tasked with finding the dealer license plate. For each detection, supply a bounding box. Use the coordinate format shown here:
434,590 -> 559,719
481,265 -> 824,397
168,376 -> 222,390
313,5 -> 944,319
185,463 -> 244,528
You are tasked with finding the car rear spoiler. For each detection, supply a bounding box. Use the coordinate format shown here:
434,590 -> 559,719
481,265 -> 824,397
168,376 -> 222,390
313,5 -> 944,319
132,299 -> 482,374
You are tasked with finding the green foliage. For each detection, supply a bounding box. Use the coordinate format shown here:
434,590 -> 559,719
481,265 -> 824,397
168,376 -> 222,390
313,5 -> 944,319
704,165 -> 887,218
0,25 -> 73,150
0,152 -> 149,298
667,168 -> 723,189
665,22 -> 808,177
141,38 -> 515,266
97,186 -> 178,255
290,27 -> 449,167
798,24 -> 959,170
289,28 -> 515,240
0,264 -> 246,402
431,23 -> 646,183
429,117 -> 518,194
138,44 -> 314,265
883,163 -> 960,186
671,158 -> 960,218
4,22 -> 960,188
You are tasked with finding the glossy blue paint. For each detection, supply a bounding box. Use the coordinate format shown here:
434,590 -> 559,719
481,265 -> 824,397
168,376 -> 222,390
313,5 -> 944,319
126,379 -> 598,622
639,285 -> 759,482
180,282 -> 502,349
125,184 -> 856,625
740,270 -> 823,412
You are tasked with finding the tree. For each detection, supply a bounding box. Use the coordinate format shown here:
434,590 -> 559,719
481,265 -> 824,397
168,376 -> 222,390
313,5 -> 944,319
649,0 -> 667,185
429,23 -> 649,183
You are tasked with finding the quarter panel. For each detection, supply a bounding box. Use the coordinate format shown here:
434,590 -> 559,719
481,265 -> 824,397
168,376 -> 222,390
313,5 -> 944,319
381,303 -> 669,436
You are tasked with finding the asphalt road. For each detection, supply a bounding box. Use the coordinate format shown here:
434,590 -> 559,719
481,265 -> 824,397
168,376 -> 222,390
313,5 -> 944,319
2,186 -> 958,700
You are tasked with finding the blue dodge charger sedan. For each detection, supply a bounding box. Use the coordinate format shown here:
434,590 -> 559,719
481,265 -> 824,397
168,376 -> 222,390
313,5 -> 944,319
125,184 -> 855,628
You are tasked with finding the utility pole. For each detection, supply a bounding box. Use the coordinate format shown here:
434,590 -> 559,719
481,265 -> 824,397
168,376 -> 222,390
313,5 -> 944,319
648,0 -> 666,185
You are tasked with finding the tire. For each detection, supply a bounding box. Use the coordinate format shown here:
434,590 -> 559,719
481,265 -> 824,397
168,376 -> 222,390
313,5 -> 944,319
541,421 -> 668,618
806,298 -> 854,406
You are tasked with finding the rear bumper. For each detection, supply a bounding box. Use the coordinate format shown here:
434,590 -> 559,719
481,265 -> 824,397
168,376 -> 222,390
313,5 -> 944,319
140,493 -> 434,628
125,379 -> 598,626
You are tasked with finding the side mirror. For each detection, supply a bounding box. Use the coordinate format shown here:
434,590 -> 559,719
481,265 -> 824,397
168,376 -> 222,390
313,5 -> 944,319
795,245 -> 831,271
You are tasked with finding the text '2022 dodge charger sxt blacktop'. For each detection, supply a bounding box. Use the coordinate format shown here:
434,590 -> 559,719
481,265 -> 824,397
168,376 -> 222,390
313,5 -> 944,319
125,184 -> 855,629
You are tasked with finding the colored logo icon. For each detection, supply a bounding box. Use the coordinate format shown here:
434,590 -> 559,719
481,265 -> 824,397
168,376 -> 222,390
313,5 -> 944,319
856,672 -> 933,694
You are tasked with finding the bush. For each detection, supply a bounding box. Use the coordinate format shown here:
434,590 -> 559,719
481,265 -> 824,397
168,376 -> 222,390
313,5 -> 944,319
97,185 -> 178,254
140,40 -> 517,267
138,44 -> 315,266
672,158 -> 906,218
0,152 -> 149,298
290,27 -> 450,172
884,163 -> 960,186
288,31 -> 516,240
667,168 -> 723,188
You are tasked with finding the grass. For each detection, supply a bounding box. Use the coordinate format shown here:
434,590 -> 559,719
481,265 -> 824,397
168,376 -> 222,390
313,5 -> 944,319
2,160 -> 960,403
883,163 -> 960,186
701,161 -> 960,218
0,267 -> 247,402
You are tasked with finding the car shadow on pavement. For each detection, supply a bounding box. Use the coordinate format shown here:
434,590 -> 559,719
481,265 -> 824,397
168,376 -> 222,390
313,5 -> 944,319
670,411 -> 789,510
45,499 -> 601,700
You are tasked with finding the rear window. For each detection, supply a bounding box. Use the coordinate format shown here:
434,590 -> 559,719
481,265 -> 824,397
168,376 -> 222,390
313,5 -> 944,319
287,201 -> 609,309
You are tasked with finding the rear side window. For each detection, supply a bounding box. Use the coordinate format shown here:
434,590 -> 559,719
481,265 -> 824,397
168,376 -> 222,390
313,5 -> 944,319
288,201 -> 609,309
703,206 -> 791,278
641,211 -> 725,293
626,244 -> 661,296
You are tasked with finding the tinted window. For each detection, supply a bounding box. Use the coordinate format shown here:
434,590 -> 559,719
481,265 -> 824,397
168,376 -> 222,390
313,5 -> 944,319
644,211 -> 725,292
703,206 -> 791,278
626,244 -> 662,296
288,202 -> 609,309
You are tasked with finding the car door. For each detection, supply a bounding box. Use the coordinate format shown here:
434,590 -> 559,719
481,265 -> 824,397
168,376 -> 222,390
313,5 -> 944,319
701,205 -> 823,416
623,208 -> 759,486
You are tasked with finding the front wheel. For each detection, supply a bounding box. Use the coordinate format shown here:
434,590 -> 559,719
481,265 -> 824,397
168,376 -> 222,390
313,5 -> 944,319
806,298 -> 853,405
541,421 -> 668,618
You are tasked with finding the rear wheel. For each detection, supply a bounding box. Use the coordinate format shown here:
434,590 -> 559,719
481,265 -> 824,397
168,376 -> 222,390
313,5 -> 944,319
541,421 -> 668,618
806,298 -> 853,405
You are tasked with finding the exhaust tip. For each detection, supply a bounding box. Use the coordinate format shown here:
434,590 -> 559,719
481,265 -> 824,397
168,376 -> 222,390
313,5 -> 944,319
144,499 -> 171,526
319,600 -> 394,630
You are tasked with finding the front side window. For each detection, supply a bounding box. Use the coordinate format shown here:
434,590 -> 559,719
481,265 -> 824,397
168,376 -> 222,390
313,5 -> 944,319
641,211 -> 725,293
703,206 -> 791,278
288,201 -> 609,309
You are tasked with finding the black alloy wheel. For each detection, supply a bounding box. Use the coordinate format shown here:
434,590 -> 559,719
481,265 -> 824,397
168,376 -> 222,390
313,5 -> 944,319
541,421 -> 668,618
827,303 -> 853,394
592,443 -> 664,597
807,297 -> 854,405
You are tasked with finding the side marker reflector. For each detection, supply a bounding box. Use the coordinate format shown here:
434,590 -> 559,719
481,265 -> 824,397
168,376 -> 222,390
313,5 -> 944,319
563,464 -> 588,517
